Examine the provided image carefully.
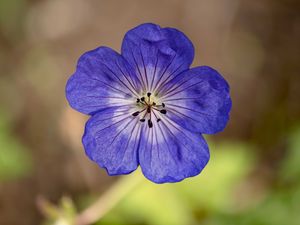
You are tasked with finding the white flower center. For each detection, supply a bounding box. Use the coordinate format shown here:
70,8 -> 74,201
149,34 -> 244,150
132,92 -> 167,128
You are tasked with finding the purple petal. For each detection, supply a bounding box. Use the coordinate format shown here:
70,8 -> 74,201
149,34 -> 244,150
161,66 -> 232,134
66,47 -> 142,115
82,107 -> 141,175
138,117 -> 209,183
121,23 -> 194,93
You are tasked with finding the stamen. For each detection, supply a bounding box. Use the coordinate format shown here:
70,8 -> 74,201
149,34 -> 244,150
132,111 -> 140,116
160,109 -> 167,114
152,103 -> 165,108
152,110 -> 159,120
148,119 -> 153,128
134,94 -> 166,127
140,109 -> 147,121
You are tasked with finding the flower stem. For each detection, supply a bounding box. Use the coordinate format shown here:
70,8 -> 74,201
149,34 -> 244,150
75,172 -> 143,225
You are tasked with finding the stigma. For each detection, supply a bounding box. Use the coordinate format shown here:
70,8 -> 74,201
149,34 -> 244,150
132,92 -> 167,128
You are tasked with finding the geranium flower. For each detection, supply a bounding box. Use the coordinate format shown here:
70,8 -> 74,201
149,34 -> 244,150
66,23 -> 232,183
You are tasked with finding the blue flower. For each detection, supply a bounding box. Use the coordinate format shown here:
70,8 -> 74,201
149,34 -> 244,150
65,23 -> 232,183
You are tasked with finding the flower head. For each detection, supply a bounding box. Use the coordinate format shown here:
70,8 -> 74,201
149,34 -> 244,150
66,23 -> 232,183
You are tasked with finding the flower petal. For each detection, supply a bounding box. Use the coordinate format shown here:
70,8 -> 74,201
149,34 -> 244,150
161,66 -> 232,134
82,107 -> 141,175
66,46 -> 142,115
121,23 -> 194,93
138,117 -> 209,183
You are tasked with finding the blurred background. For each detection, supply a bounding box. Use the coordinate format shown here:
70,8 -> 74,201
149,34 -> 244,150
1,0 -> 300,224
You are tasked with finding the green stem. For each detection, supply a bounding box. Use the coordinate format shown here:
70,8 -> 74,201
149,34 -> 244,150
75,172 -> 143,225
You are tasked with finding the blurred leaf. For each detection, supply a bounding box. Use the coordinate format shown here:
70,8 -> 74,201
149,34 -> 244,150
0,110 -> 32,180
174,140 -> 256,213
202,130 -> 300,225
279,126 -> 300,182
40,196 -> 77,225
205,183 -> 300,225
97,140 -> 255,225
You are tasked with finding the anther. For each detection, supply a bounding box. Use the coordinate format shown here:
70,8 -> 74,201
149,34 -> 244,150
148,119 -> 153,128
132,111 -> 140,116
153,102 -> 156,106
141,97 -> 145,101
147,92 -> 151,97
160,109 -> 167,114
136,98 -> 140,103
157,118 -> 161,122
140,119 -> 145,122
162,103 -> 165,107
